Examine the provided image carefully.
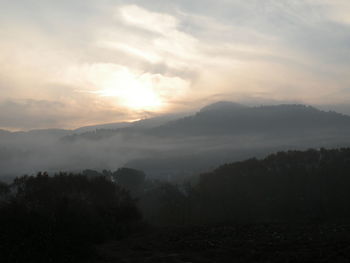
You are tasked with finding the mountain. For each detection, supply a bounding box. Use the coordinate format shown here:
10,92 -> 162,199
131,112 -> 192,129
61,112 -> 191,141
73,122 -> 131,133
149,102 -> 350,137
120,102 -> 350,178
199,101 -> 247,113
2,101 -> 350,180
61,102 -> 350,141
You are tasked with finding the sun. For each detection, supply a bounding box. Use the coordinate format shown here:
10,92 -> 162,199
94,67 -> 163,111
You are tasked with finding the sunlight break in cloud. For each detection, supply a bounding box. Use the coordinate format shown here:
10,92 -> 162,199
61,63 -> 190,111
1,0 -> 350,130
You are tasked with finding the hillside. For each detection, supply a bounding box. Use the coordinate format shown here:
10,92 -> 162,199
196,148 -> 350,223
149,102 -> 350,136
137,147 -> 350,226
2,102 -> 350,179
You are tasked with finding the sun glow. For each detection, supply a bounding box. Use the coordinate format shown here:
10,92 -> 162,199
63,63 -> 189,112
98,83 -> 162,110
94,67 -> 163,111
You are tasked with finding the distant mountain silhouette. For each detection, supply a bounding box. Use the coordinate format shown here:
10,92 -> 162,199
2,101 -> 350,179
51,101 -> 350,143
199,101 -> 247,113
3,102 -> 349,141
73,122 -> 131,133
131,112 -> 192,129
61,112 -> 191,141
149,102 -> 350,136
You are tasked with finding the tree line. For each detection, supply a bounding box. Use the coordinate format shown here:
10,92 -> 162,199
139,148 -> 350,225
2,148 -> 350,261
0,171 -> 141,262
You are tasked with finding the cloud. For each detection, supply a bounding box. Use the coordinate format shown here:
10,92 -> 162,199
0,100 -> 67,130
60,63 -> 190,109
119,5 -> 178,34
0,98 -> 134,131
0,0 -> 350,130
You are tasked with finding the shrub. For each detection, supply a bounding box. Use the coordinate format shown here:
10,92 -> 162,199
0,172 -> 141,263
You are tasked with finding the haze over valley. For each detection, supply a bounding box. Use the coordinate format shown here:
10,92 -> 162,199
1,101 -> 350,180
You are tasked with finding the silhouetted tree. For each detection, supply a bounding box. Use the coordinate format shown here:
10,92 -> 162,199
0,181 -> 9,196
113,168 -> 146,196
0,172 -> 141,263
194,148 -> 350,224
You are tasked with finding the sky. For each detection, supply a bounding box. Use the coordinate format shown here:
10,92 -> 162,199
0,0 -> 350,130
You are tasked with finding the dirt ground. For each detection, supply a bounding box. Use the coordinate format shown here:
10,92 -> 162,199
94,223 -> 350,263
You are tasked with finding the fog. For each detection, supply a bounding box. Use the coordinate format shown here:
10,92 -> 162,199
1,102 -> 350,181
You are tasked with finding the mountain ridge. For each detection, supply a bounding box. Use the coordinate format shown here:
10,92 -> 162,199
149,102 -> 350,137
1,102 -> 349,138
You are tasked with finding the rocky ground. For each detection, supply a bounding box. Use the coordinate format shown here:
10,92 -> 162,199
94,223 -> 350,263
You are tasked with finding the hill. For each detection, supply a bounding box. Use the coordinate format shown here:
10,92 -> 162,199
2,101 -> 350,179
139,147 -> 350,225
149,102 -> 350,136
196,147 -> 350,223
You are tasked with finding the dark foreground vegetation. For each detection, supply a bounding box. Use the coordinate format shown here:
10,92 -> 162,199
2,147 -> 350,262
140,148 -> 350,225
0,173 -> 141,262
95,223 -> 350,262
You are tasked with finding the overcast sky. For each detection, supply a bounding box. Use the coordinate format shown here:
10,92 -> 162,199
1,0 -> 350,130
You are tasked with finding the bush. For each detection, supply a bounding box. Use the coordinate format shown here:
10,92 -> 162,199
0,172 -> 141,263
112,168 -> 146,197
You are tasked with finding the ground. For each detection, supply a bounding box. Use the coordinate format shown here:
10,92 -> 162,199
94,223 -> 350,262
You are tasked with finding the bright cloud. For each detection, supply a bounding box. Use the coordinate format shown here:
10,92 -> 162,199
119,5 -> 178,34
0,0 -> 350,130
61,63 -> 190,111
